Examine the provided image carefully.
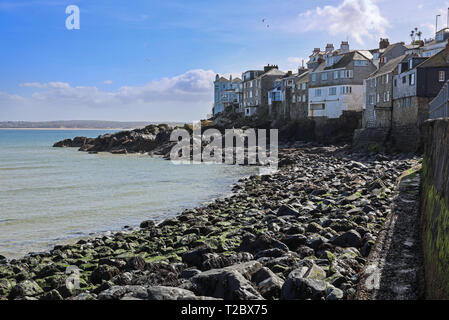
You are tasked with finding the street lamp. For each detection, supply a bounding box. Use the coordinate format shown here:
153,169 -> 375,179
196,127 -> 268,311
436,14 -> 441,34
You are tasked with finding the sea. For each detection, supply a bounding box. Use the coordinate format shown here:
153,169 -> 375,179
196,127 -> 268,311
0,129 -> 257,258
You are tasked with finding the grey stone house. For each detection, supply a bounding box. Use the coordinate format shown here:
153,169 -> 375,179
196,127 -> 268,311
291,68 -> 310,120
371,39 -> 408,68
363,54 -> 406,128
241,65 -> 285,117
268,67 -> 309,121
390,44 -> 449,150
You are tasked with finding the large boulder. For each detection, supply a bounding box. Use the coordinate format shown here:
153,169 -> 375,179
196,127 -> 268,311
238,233 -> 289,255
331,230 -> 362,248
90,265 -> 120,284
190,263 -> 263,300
182,245 -> 213,269
282,276 -> 327,300
253,267 -> 284,300
277,205 -> 300,217
8,280 -> 43,299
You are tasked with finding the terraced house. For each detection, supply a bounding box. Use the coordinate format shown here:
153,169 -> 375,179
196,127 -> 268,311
363,54 -> 407,128
308,42 -> 377,118
384,43 -> 449,151
268,67 -> 309,121
241,65 -> 285,117
393,44 -> 449,127
213,75 -> 242,116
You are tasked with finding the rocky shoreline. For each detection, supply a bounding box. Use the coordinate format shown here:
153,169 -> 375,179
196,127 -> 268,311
0,143 -> 419,300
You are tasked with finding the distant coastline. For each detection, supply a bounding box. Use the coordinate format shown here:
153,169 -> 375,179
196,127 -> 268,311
0,120 -> 185,130
0,128 -> 133,130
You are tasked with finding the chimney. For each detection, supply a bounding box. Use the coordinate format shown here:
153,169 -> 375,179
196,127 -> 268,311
379,38 -> 390,49
325,43 -> 334,53
298,66 -> 307,76
230,75 -> 232,82
264,64 -> 278,73
313,48 -> 320,53
340,41 -> 350,53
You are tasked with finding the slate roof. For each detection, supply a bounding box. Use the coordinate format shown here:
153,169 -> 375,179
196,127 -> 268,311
216,77 -> 229,82
368,54 -> 407,78
416,46 -> 449,68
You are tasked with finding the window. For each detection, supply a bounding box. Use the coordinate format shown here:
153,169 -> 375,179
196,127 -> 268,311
409,73 -> 415,85
409,60 -> 413,70
386,74 -> 389,84
302,83 -> 307,90
334,71 -> 339,79
321,73 -> 328,81
394,79 -> 397,87
369,95 -> 374,105
329,87 -> 337,95
408,97 -> 412,107
312,74 -> 317,82
377,94 -> 380,103
315,89 -> 322,97
341,86 -> 352,95
402,76 -> 406,84
354,60 -> 369,66
439,71 -> 446,82
387,91 -> 390,102
303,94 -> 306,102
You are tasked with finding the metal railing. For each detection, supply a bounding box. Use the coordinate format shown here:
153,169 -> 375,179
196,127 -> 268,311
429,80 -> 449,119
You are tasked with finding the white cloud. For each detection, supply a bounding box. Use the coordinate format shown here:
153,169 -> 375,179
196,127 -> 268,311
297,0 -> 389,44
2,69 -> 216,122
103,80 -> 113,85
20,82 -> 70,89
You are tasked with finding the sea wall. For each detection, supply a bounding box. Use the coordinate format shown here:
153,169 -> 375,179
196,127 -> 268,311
421,118 -> 449,299
279,110 -> 362,144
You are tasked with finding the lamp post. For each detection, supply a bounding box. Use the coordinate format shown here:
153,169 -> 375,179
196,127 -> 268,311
436,14 -> 441,34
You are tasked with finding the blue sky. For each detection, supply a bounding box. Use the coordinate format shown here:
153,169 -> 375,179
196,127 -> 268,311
0,0 -> 448,122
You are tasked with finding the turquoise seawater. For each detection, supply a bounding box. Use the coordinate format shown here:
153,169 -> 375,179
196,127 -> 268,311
0,130 -> 257,258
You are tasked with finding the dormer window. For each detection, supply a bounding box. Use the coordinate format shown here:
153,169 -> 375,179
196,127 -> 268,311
409,59 -> 413,70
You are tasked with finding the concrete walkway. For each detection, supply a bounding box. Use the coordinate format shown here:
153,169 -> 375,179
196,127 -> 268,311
356,166 -> 424,300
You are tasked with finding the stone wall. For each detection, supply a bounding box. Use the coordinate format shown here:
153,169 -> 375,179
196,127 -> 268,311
279,110 -> 362,144
353,127 -> 390,152
421,119 -> 449,299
